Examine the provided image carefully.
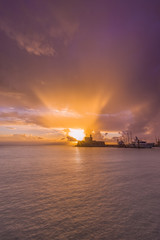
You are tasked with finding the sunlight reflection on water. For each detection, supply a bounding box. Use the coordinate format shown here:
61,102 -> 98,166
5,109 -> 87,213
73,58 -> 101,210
0,146 -> 160,240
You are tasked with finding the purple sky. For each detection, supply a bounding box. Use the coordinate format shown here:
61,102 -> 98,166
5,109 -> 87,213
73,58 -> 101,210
0,0 -> 160,142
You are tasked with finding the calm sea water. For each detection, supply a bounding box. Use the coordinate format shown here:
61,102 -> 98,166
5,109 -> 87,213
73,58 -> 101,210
0,146 -> 160,240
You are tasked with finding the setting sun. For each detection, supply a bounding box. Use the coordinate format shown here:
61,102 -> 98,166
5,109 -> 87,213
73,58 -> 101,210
69,128 -> 85,141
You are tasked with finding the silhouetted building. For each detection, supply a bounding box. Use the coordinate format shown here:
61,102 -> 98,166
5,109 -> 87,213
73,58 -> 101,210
76,134 -> 106,147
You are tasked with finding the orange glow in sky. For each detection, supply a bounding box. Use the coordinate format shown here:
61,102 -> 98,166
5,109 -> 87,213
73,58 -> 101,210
0,1 -> 159,143
69,128 -> 85,141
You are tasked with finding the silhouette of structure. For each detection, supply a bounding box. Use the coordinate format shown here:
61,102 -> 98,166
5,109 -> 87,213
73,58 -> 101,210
117,135 -> 154,148
76,134 -> 106,147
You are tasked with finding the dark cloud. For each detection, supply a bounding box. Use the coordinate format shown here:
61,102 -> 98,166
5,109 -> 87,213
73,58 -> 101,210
0,0 -> 160,140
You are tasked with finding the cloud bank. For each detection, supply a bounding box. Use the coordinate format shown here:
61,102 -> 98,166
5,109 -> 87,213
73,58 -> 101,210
0,0 -> 160,141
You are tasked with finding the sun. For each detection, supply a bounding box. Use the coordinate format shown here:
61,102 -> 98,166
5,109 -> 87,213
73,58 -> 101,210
69,128 -> 85,141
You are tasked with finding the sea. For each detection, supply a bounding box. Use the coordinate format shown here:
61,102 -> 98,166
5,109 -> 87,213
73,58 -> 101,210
0,145 -> 160,240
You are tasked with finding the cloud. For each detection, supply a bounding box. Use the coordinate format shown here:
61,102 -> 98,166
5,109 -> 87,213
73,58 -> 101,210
0,133 -> 43,142
0,107 -> 82,128
0,126 -> 68,144
0,90 -> 23,98
0,1 -> 78,56
6,127 -> 16,130
0,20 -> 55,56
66,135 -> 77,141
0,1 -> 160,141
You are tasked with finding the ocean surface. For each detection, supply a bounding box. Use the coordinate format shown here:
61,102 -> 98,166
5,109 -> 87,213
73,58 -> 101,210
0,146 -> 160,240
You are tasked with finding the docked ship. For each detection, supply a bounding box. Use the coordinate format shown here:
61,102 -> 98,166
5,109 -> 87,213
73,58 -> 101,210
127,136 -> 154,148
76,134 -> 106,147
118,136 -> 154,148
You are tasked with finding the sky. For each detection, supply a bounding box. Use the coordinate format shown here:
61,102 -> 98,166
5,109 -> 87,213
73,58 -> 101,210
0,0 -> 160,143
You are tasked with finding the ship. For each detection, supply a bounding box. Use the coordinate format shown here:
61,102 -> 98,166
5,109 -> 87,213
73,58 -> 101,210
128,136 -> 154,148
76,134 -> 106,147
118,136 -> 154,148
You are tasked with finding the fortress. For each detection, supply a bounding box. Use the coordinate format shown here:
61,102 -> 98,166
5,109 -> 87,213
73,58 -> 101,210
76,135 -> 106,147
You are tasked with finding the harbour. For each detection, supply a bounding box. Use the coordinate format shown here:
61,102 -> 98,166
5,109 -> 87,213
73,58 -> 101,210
76,134 -> 155,148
